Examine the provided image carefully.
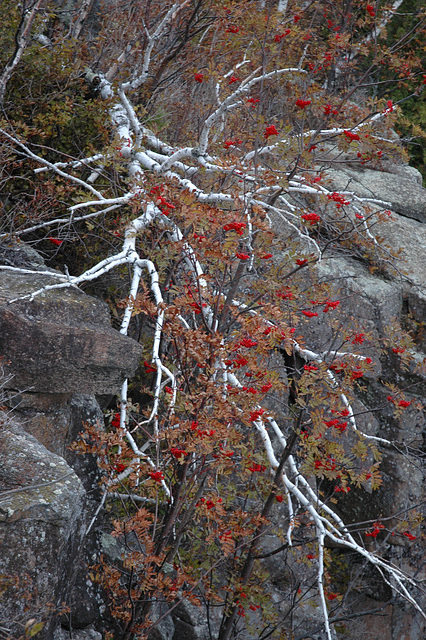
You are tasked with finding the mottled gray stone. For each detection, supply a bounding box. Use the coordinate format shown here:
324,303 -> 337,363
53,627 -> 102,640
324,165 -> 426,222
172,600 -> 212,640
275,155 -> 426,640
374,210 -> 426,287
0,421 -> 86,638
147,603 -> 175,640
0,255 -> 143,395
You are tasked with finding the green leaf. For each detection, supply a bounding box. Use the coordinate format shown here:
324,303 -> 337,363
25,621 -> 45,638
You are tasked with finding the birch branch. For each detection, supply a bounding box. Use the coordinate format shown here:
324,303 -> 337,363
0,0 -> 43,104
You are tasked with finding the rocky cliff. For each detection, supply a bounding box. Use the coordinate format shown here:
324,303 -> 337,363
0,153 -> 425,639
0,245 -> 142,639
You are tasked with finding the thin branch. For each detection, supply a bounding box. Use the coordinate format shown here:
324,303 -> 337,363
0,0 -> 43,104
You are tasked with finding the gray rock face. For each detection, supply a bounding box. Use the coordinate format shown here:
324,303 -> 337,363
6,392 -> 105,478
0,421 -> 86,638
0,148 -> 424,640
3,391 -> 106,631
0,245 -> 146,637
374,211 -> 426,349
0,252 -> 143,395
171,601 -> 213,640
268,151 -> 426,640
54,628 -> 102,640
324,164 -> 426,222
303,182 -> 425,639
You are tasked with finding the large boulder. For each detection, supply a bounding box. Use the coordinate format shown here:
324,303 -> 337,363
0,244 -> 143,395
0,420 -> 86,639
323,163 -> 426,223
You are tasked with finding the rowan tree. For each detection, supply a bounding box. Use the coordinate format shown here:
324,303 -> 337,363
0,1 -> 425,639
